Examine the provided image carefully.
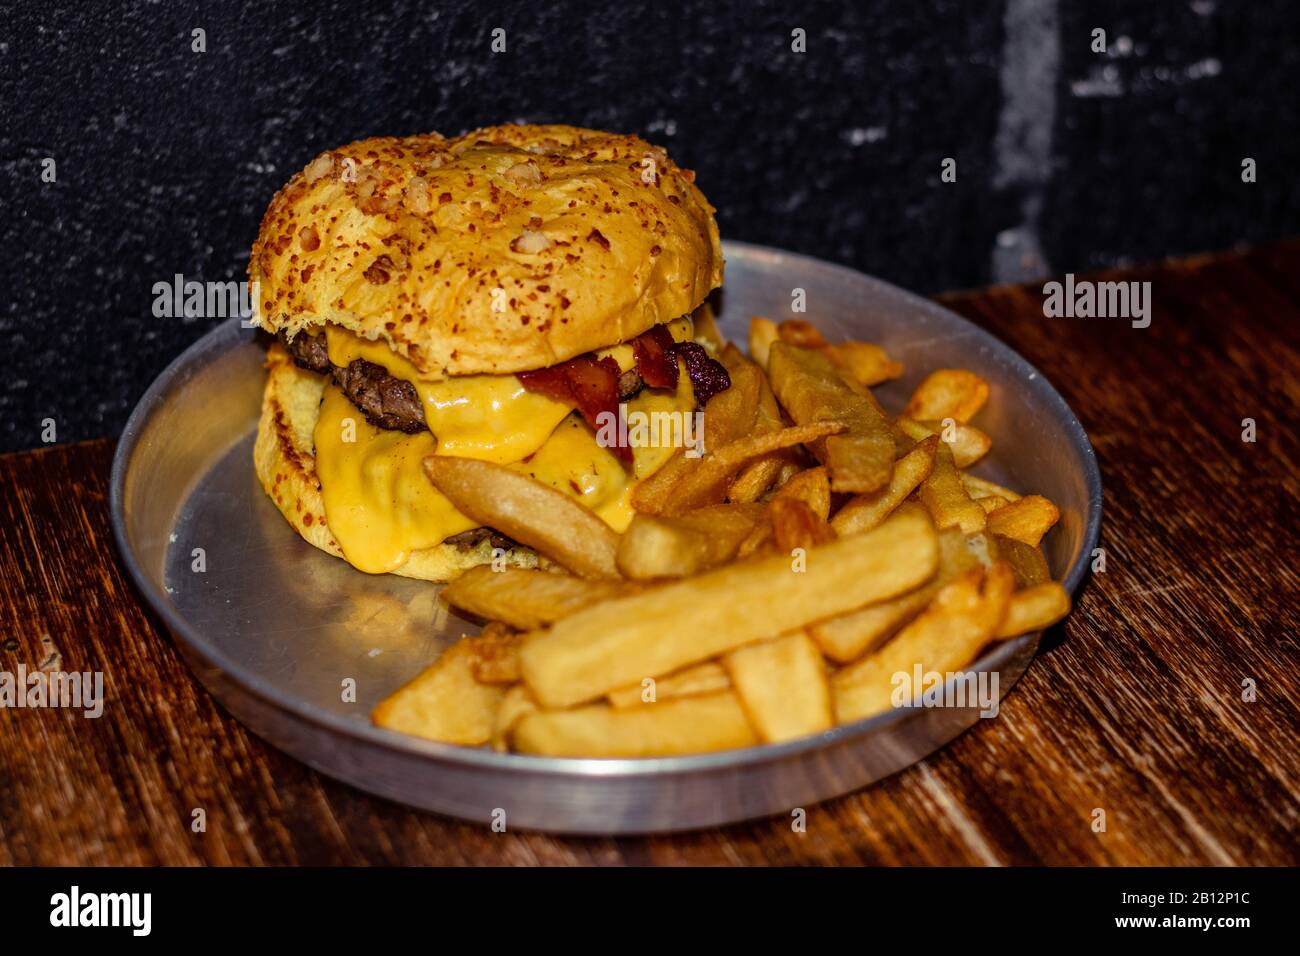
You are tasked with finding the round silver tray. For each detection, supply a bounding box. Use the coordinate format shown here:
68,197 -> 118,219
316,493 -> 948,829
111,241 -> 1102,834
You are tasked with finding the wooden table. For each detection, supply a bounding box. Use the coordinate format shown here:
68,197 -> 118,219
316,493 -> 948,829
2,243 -> 1297,866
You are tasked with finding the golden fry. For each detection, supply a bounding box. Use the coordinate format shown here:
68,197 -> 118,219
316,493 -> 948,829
772,465 -> 832,520
768,342 -> 895,494
629,356 -> 764,515
424,457 -> 621,579
831,563 -> 1015,724
518,507 -> 939,708
831,435 -> 938,535
372,637 -> 506,746
998,582 -> 1071,637
990,533 -> 1051,587
616,504 -> 761,579
897,416 -> 992,468
903,369 -> 990,422
511,691 -> 759,757
809,522 -> 978,662
821,341 -> 903,389
725,631 -> 833,743
748,316 -> 779,369
728,455 -> 788,504
691,301 -> 727,354
918,442 -> 987,534
961,472 -> 1022,501
724,345 -> 796,503
986,495 -> 1061,546
469,622 -> 523,684
442,566 -> 627,630
607,660 -> 732,708
777,319 -> 828,348
492,684 -> 539,752
664,421 -> 845,515
770,497 -> 836,552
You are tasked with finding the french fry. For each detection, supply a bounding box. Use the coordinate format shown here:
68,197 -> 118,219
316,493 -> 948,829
897,416 -> 992,468
724,631 -> 833,743
721,342 -> 781,426
962,530 -> 1000,568
903,369 -> 990,422
607,660 -> 731,708
769,497 -> 836,551
725,346 -> 795,503
775,324 -> 903,390
997,582 -> 1071,637
831,435 -> 938,535
777,319 -> 828,348
492,684 -> 539,752
986,495 -> 1061,546
991,533 -> 1051,587
629,448 -> 692,513
768,342 -> 896,494
629,357 -> 763,515
374,307 -> 1082,758
810,586 -> 936,664
728,455 -> 788,504
703,356 -> 762,452
831,563 -> 1016,724
510,691 -> 759,757
518,507 -> 940,708
736,515 -> 775,558
978,495 -> 1011,513
822,341 -> 903,389
961,472 -> 1022,501
616,504 -> 761,579
469,622 -> 522,684
663,421 -> 845,515
809,522 -> 980,662
772,465 -> 831,520
748,316 -> 779,369
691,301 -> 727,354
372,637 -> 506,745
442,566 -> 627,629
918,442 -> 987,534
424,457 -> 621,579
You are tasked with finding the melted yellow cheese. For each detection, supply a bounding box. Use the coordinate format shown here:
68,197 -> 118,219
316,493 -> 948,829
314,321 -> 697,574
519,362 -> 696,531
314,384 -> 478,573
325,328 -> 570,463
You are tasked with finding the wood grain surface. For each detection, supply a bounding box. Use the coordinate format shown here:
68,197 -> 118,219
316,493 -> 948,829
1,243 -> 1296,865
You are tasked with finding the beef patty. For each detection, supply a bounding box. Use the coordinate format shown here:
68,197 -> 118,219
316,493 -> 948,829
279,330 -> 425,433
279,329 -> 645,433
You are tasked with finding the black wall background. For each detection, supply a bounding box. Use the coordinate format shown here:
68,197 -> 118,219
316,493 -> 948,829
1,0 -> 1297,453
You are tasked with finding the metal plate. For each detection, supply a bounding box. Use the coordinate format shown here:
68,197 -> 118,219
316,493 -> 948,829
111,241 -> 1102,834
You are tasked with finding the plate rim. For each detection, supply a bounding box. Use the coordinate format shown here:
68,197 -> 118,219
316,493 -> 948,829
109,238 -> 1103,780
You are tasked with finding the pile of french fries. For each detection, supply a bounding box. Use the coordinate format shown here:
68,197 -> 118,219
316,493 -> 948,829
372,313 -> 1070,757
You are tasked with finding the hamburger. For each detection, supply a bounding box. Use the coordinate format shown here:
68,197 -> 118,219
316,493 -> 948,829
249,124 -> 727,581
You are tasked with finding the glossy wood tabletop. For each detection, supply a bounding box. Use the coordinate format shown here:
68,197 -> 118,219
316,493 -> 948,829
1,242 -> 1296,865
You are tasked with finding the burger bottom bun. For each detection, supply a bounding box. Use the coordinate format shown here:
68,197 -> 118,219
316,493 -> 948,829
252,343 -> 541,582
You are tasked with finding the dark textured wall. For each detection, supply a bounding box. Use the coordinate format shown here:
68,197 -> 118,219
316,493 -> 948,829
1,0 -> 1297,452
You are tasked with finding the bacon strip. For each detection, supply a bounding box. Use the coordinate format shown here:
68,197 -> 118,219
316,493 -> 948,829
671,341 -> 731,405
518,326 -> 733,468
518,355 -> 630,463
632,324 -> 679,389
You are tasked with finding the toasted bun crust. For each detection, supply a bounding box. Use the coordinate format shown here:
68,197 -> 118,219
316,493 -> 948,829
250,124 -> 723,377
253,344 -> 540,582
